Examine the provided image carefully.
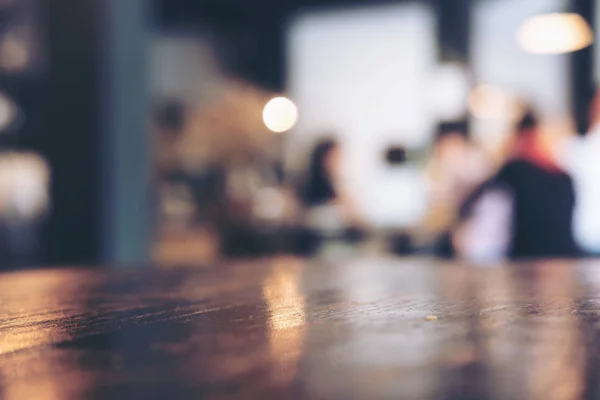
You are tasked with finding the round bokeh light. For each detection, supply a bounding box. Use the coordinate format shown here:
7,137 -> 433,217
262,97 -> 298,133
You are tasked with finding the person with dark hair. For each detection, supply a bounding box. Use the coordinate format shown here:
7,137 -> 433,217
302,139 -> 339,206
454,110 -> 580,262
301,139 -> 364,237
154,99 -> 186,136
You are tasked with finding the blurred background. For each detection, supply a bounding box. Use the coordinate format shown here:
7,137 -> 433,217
0,0 -> 598,268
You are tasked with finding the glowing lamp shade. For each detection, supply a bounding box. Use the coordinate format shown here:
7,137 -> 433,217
517,13 -> 593,54
262,97 -> 298,133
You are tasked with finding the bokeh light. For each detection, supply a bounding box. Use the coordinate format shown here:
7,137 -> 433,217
262,96 -> 298,133
0,92 -> 17,131
469,84 -> 515,120
517,13 -> 593,54
0,35 -> 30,72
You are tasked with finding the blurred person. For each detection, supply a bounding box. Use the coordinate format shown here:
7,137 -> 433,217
423,121 -> 492,256
151,99 -> 224,263
558,90 -> 600,255
301,139 -> 363,236
152,99 -> 228,229
302,139 -> 338,207
454,110 -> 580,262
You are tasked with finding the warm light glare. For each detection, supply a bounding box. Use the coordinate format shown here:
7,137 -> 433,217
517,13 -> 593,54
262,259 -> 305,330
262,259 -> 306,385
469,84 -> 515,120
262,97 -> 298,133
0,92 -> 16,131
0,35 -> 29,72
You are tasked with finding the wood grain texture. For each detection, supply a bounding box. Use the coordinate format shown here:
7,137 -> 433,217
1,257 -> 600,399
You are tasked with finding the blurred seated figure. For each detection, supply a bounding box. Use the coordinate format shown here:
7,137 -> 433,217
423,121 -> 492,256
302,139 -> 338,205
301,139 -> 363,238
558,89 -> 600,255
454,110 -> 580,262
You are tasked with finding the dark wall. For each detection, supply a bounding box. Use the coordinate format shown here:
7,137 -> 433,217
158,0 -> 287,92
37,0 -> 103,264
36,0 -> 151,265
158,0 -> 475,92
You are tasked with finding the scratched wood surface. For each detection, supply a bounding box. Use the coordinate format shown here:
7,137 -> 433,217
1,256 -> 600,399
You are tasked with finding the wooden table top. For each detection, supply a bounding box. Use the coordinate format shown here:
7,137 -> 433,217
1,256 -> 600,399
